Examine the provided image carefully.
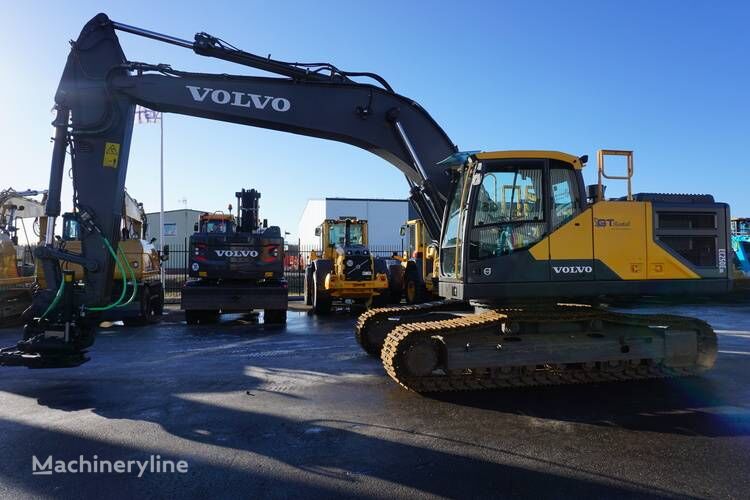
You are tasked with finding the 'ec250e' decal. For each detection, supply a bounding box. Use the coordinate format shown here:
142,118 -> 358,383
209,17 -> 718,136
186,86 -> 291,112
553,265 -> 592,274
214,250 -> 259,258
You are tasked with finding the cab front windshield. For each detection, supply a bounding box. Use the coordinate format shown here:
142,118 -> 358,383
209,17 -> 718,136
328,222 -> 364,246
62,217 -> 80,241
204,219 -> 233,233
469,166 -> 545,260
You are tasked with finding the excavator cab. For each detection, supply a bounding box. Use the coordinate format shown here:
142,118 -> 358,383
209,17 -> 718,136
439,150 -> 731,303
198,215 -> 235,234
440,151 -> 585,284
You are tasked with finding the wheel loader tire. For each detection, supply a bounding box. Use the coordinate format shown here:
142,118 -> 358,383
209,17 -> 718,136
184,309 -> 219,325
123,287 -> 155,327
304,267 -> 314,306
404,270 -> 426,304
153,285 -> 165,317
203,310 -> 220,324
313,276 -> 332,315
185,309 -> 201,325
387,263 -> 405,303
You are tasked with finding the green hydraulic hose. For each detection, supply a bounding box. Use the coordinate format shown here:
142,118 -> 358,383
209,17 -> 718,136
87,236 -> 128,312
115,246 -> 138,308
39,234 -> 131,319
39,275 -> 66,320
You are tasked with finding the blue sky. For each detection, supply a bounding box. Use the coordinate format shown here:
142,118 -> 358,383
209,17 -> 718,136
1,1 -> 748,240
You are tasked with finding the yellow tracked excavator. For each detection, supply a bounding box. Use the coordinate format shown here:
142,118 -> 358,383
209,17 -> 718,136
3,15 -> 729,384
357,150 -> 726,391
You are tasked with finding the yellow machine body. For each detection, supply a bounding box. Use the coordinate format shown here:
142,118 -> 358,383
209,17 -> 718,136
439,150 -> 731,301
311,217 -> 388,301
399,218 -> 439,303
37,239 -> 161,288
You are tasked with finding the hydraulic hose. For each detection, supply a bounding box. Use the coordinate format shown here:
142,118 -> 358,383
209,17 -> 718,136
115,246 -> 138,308
39,275 -> 66,320
87,236 -> 128,312
38,235 -> 134,320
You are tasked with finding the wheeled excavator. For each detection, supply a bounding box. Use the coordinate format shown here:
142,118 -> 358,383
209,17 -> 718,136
182,188 -> 287,325
0,15 -> 729,393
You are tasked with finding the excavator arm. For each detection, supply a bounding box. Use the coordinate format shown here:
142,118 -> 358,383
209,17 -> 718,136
0,13 -> 457,367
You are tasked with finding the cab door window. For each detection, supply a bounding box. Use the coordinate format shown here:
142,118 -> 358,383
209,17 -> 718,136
550,167 -> 580,228
440,168 -> 470,277
469,167 -> 545,260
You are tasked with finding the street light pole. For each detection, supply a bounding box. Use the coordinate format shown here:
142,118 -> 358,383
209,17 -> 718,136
159,114 -> 165,285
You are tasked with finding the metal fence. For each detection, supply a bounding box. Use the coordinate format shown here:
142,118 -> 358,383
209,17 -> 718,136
163,241 -> 404,299
162,240 -> 190,298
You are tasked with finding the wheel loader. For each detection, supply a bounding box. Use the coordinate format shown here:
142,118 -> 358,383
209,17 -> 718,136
393,218 -> 440,304
304,217 -> 390,314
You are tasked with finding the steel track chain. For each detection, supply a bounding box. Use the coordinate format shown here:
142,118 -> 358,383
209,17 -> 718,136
354,300 -> 458,357
380,305 -> 717,392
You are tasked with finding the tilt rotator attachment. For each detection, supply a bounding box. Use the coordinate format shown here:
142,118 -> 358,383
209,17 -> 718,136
0,271 -> 92,368
0,213 -> 139,368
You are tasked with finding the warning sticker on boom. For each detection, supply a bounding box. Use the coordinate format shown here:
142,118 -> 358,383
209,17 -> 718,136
103,142 -> 121,168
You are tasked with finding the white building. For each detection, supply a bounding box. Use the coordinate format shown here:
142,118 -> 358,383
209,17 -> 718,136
145,209 -> 205,248
298,197 -> 416,248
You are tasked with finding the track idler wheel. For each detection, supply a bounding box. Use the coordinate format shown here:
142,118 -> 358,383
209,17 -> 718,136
400,337 -> 442,377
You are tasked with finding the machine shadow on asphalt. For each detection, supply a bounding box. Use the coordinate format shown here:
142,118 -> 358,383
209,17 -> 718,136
427,376 -> 749,438
0,370 -> 679,498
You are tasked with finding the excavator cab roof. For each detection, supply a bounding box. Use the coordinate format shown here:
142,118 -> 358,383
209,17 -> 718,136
439,150 -> 585,170
200,213 -> 234,221
476,151 -> 585,169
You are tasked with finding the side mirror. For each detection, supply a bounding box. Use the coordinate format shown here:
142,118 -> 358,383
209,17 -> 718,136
149,237 -> 157,244
399,226 -> 406,236
193,222 -> 199,232
314,227 -> 321,237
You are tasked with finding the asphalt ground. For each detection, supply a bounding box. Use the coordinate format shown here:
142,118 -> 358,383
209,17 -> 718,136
0,300 -> 748,499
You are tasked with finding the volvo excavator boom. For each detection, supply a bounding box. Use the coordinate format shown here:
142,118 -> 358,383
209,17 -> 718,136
0,13 -> 456,367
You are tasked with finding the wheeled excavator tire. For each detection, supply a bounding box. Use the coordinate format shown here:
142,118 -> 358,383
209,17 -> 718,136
264,309 -> 287,324
357,301 -> 718,392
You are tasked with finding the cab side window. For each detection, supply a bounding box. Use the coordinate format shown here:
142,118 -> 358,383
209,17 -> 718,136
550,167 -> 580,229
